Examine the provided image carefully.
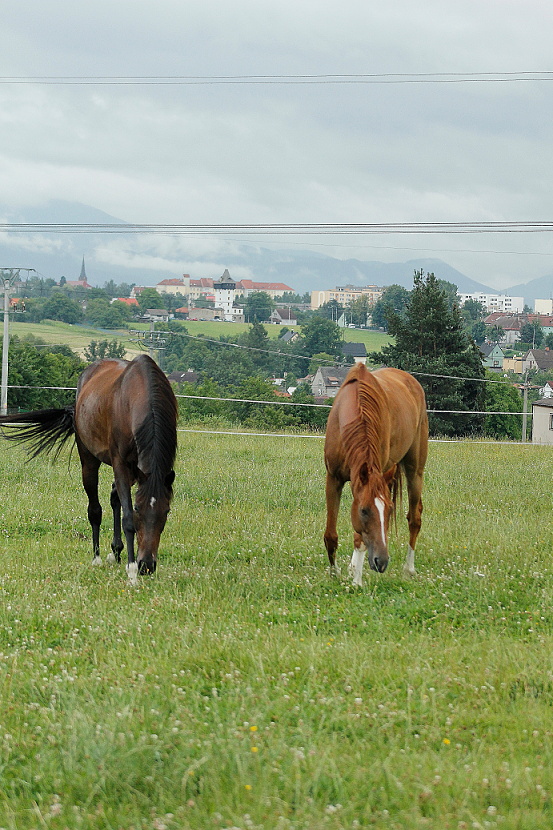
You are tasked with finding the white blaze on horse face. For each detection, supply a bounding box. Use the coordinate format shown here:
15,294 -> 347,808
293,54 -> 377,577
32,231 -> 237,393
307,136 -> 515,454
349,543 -> 366,587
374,497 -> 387,546
150,497 -> 156,509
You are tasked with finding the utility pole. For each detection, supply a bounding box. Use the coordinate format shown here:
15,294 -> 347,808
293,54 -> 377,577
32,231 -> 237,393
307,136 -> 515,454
522,370 -> 529,443
1,267 -> 35,415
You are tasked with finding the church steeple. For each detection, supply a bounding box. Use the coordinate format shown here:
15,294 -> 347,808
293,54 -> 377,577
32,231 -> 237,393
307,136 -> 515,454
79,257 -> 87,281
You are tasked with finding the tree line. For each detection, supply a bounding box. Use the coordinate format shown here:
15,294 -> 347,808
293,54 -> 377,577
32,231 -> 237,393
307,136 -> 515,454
7,272 -> 526,439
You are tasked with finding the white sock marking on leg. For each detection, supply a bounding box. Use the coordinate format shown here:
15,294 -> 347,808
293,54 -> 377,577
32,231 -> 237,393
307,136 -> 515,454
106,551 -> 116,565
403,545 -> 416,577
126,561 -> 139,585
92,555 -> 102,567
349,545 -> 366,587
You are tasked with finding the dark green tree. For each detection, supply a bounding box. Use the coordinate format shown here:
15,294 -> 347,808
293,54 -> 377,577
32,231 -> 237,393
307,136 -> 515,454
300,316 -> 343,358
41,293 -> 83,324
84,339 -> 127,362
486,324 -> 505,343
347,295 -> 372,327
372,270 -> 486,436
470,320 -> 488,346
137,288 -> 165,314
370,284 -> 411,330
6,338 -> 84,410
243,291 -> 275,323
520,321 -> 544,348
315,299 -> 344,322
462,298 -> 486,321
436,279 -> 459,311
84,298 -> 131,328
483,372 -> 523,440
103,280 -> 134,298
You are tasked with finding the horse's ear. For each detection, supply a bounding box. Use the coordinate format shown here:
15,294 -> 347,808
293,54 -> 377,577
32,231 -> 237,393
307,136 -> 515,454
165,470 -> 175,487
384,464 -> 397,485
359,462 -> 369,486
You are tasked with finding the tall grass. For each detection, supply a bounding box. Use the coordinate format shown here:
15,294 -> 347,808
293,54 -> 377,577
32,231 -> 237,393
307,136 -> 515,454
0,434 -> 552,828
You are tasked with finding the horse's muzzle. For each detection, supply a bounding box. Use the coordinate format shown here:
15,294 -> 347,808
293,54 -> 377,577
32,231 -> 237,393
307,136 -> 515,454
371,555 -> 388,573
138,559 -> 157,575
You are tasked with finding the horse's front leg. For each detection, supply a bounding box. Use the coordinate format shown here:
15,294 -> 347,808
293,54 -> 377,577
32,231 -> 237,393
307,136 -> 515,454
113,463 -> 138,584
350,533 -> 367,587
324,472 -> 344,577
79,452 -> 102,566
107,481 -> 124,565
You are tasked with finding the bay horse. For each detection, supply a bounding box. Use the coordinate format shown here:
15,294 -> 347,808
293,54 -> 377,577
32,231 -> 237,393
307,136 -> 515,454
0,354 -> 177,584
324,363 -> 428,586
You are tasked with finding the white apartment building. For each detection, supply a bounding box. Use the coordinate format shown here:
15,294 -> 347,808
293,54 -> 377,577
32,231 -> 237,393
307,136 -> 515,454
535,299 -> 553,315
457,292 -> 524,313
311,284 -> 383,310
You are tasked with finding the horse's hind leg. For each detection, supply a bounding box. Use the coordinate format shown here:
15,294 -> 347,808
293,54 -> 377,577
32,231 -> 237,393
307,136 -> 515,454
324,473 -> 344,577
108,481 -> 124,565
80,453 -> 102,566
403,461 -> 425,578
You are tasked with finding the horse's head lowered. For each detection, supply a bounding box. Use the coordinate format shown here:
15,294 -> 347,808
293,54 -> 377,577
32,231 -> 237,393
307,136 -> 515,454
133,470 -> 176,574
350,463 -> 396,573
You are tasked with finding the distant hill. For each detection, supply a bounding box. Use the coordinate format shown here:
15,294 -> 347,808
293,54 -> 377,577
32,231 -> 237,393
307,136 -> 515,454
0,199 -> 537,299
502,274 -> 553,305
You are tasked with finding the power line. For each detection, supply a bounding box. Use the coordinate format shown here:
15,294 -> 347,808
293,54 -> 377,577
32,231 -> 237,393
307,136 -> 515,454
3,221 -> 553,235
2,71 -> 553,86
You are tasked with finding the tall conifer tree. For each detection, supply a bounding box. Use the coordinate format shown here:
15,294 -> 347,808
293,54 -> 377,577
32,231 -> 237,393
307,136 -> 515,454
373,271 -> 485,436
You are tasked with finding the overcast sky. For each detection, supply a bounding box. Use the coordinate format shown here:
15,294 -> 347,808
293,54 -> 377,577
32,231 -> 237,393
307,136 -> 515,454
2,0 -> 553,289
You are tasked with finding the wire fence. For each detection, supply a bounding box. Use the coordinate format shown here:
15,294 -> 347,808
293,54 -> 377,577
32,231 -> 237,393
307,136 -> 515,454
5,383 -> 532,424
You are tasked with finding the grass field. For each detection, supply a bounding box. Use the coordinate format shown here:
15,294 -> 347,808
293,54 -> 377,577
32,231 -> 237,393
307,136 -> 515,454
1,433 -> 552,829
9,320 -> 392,360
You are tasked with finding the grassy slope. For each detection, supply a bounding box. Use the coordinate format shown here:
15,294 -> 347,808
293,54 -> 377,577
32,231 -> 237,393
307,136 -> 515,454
0,435 -> 552,828
9,320 -> 392,360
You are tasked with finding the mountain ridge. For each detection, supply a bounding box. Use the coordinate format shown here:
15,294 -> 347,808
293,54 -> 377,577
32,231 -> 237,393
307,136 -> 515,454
2,200 -> 553,303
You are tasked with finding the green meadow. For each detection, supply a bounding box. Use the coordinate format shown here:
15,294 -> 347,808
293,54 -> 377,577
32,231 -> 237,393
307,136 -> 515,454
8,320 -> 392,359
1,432 -> 552,829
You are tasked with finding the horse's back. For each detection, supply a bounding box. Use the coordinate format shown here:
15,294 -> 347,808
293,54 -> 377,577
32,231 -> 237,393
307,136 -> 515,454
371,367 -> 428,467
325,364 -> 427,475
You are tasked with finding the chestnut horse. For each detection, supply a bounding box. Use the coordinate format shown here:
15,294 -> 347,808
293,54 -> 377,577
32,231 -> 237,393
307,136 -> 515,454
324,363 -> 428,586
0,355 -> 177,583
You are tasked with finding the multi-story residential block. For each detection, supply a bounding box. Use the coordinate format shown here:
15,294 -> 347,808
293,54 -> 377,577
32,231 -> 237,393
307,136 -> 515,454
457,292 -> 524,313
310,284 -> 383,310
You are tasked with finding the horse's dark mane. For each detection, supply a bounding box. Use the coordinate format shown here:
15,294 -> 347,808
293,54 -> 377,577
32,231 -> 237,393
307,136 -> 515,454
341,363 -> 386,480
134,356 -> 178,501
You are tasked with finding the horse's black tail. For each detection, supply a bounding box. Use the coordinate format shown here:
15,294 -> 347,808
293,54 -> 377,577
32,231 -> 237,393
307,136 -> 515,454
0,407 -> 76,460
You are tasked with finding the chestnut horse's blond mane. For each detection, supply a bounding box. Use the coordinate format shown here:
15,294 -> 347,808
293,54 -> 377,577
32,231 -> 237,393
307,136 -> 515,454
341,363 -> 388,479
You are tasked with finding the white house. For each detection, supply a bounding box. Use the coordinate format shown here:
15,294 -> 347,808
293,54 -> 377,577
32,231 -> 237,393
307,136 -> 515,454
532,398 -> 553,444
